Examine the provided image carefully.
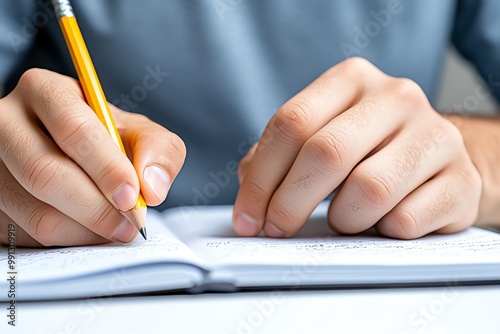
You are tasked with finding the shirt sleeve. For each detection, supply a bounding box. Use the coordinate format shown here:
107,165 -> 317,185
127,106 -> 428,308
452,0 -> 500,104
0,0 -> 38,85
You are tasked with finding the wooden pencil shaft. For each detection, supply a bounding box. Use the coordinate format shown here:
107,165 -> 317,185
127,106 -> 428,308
52,0 -> 147,233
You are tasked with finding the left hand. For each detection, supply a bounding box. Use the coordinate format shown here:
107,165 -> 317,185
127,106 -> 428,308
233,57 -> 482,239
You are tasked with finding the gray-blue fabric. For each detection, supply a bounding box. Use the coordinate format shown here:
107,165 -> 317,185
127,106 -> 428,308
0,0 -> 499,210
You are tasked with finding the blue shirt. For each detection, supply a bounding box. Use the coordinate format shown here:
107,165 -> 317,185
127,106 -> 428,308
1,0 -> 499,210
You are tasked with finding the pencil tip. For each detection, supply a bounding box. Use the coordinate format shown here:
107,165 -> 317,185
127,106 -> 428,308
120,206 -> 147,239
139,228 -> 147,240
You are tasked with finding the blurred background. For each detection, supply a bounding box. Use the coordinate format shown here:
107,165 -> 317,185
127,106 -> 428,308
437,48 -> 498,114
1,48 -> 498,114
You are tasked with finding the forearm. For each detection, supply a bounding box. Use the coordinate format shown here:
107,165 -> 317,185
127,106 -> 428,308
445,114 -> 500,228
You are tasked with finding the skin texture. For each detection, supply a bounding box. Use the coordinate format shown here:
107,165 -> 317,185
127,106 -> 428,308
1,59 -> 498,247
0,69 -> 186,247
233,58 -> 496,240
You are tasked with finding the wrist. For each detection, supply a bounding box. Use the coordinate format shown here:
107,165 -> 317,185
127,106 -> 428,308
444,114 -> 500,228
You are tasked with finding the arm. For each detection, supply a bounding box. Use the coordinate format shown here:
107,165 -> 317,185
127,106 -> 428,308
448,0 -> 500,229
232,0 -> 500,239
445,114 -> 500,229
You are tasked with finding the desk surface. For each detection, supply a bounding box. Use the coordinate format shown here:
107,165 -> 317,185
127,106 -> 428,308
2,285 -> 500,334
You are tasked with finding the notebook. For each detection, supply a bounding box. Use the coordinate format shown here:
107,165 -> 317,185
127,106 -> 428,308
2,202 -> 500,301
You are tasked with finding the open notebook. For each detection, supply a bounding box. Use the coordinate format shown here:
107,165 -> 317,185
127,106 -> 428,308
2,202 -> 500,301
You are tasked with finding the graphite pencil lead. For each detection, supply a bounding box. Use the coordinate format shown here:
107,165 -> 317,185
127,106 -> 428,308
139,228 -> 147,240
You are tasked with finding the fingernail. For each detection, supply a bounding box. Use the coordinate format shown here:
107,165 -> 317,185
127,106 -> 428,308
112,218 -> 136,243
112,183 -> 137,211
144,165 -> 171,201
264,221 -> 285,238
235,213 -> 259,236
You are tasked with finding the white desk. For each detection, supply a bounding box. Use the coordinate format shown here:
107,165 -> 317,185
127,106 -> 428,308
2,285 -> 499,334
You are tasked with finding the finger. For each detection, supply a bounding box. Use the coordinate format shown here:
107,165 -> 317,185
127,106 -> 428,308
261,91 -> 410,237
0,211 -> 41,248
16,69 -> 141,212
238,142 -> 258,184
0,160 -> 109,246
0,102 -> 137,243
233,58 -> 380,236
375,164 -> 481,239
112,105 -> 186,206
329,118 -> 462,235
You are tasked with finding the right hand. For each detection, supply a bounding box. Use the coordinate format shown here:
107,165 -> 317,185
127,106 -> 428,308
0,69 -> 186,247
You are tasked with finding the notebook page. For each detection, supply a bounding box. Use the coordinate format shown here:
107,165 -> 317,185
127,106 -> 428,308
6,210 -> 203,282
166,203 -> 500,267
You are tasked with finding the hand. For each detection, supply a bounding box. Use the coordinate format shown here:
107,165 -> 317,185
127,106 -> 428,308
233,58 -> 482,239
0,69 -> 185,247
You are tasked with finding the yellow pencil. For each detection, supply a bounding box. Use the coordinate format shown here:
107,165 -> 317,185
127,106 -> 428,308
52,0 -> 147,240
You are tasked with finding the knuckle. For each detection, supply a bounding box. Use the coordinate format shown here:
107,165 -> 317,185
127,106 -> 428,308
22,154 -> 66,199
122,112 -> 153,129
307,129 -> 351,173
422,119 -> 464,161
26,206 -> 64,246
389,78 -> 427,106
38,79 -> 81,111
352,170 -> 395,208
17,69 -> 82,110
439,119 -> 464,148
310,75 -> 337,95
389,208 -> 420,239
272,100 -> 313,144
58,112 -> 97,149
130,112 -> 151,123
341,57 -> 373,73
95,158 -> 130,187
17,68 -> 45,91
